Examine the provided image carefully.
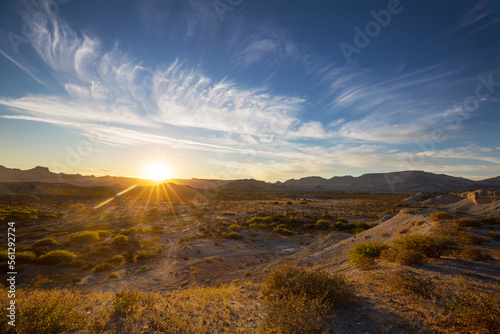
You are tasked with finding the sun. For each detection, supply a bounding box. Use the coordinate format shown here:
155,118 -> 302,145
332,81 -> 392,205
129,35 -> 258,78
142,162 -> 173,182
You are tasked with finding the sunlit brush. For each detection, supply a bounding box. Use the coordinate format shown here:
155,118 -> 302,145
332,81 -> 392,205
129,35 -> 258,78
94,184 -> 137,209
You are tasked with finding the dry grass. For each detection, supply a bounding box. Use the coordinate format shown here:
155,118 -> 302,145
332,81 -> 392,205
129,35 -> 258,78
366,271 -> 500,333
0,282 -> 262,334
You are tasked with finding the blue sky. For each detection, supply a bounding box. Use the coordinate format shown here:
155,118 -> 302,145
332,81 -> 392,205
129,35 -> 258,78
0,0 -> 499,181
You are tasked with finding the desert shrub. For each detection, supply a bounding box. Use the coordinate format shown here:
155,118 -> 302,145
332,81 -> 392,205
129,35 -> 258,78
96,230 -> 112,238
259,293 -> 330,334
453,218 -> 481,227
32,238 -> 58,247
113,289 -> 144,316
381,248 -> 424,266
448,289 -> 500,333
303,223 -> 316,230
69,259 -> 87,268
349,242 -> 389,269
224,232 -> 243,240
430,211 -> 453,221
432,225 -> 487,245
315,220 -> 330,230
70,231 -> 100,244
411,220 -> 425,227
88,245 -> 113,257
398,228 -> 408,234
332,221 -> 370,234
39,250 -> 77,265
203,257 -> 214,263
262,264 -> 354,306
482,216 -> 500,224
384,270 -> 435,296
124,227 -> 139,236
136,249 -> 158,260
454,246 -> 492,261
0,288 -> 89,333
336,218 -> 348,224
16,251 -> 36,263
392,234 -> 455,258
228,224 -> 242,232
93,263 -> 116,272
273,226 -> 294,236
111,234 -> 128,246
249,223 -> 268,230
105,255 -> 125,265
150,224 -> 164,235
247,217 -> 269,225
487,231 -> 500,241
107,273 -> 120,279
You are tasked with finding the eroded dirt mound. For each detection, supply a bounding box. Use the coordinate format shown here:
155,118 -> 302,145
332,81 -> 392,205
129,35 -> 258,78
421,194 -> 461,205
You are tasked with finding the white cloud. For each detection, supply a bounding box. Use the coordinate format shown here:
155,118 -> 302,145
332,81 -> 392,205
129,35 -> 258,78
230,24 -> 300,68
0,9 -> 331,147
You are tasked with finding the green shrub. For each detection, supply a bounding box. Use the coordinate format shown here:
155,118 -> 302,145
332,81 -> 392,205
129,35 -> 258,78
249,223 -> 268,230
448,289 -> 500,333
262,264 -> 354,306
315,220 -> 330,230
259,293 -> 330,334
392,234 -> 455,258
32,238 -> 58,247
453,218 -> 480,227
432,225 -> 487,245
136,250 -> 158,260
229,224 -> 242,232
349,242 -> 390,269
430,211 -> 453,221
93,263 -> 116,272
88,245 -> 113,257
247,217 -> 267,225
384,270 -> 435,296
124,227 -> 139,235
454,246 -> 492,261
150,225 -> 164,235
381,248 -> 424,266
482,216 -> 500,224
105,255 -> 125,265
70,231 -> 100,244
16,251 -> 36,263
96,230 -> 112,238
111,234 -> 128,246
273,227 -> 294,236
39,250 -> 77,265
332,221 -> 370,234
224,232 -> 243,240
69,259 -> 87,268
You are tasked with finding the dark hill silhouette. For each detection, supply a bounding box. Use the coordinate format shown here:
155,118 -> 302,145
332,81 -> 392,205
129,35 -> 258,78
0,165 -> 499,194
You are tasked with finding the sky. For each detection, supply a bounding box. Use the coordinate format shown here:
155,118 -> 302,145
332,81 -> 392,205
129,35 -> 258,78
0,0 -> 499,181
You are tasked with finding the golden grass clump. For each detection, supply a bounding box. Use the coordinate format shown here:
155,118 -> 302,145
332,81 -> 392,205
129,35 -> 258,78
38,250 -> 77,265
70,231 -> 100,244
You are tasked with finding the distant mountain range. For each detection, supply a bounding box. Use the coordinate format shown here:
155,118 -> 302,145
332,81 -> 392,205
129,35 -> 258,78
1,165 -> 499,194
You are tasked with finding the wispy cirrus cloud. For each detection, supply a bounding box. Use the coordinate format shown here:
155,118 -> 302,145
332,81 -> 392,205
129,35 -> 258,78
229,23 -> 300,68
0,4 -> 331,159
458,0 -> 494,28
